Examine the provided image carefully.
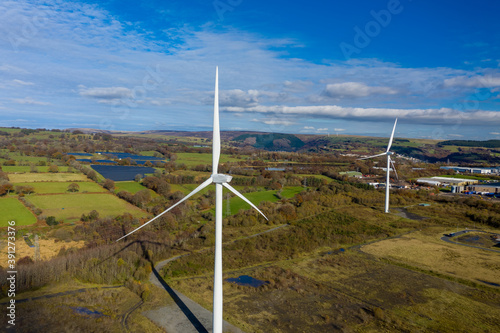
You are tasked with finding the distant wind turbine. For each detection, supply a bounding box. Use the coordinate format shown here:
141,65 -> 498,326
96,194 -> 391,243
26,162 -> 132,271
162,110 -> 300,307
360,119 -> 398,213
117,67 -> 268,333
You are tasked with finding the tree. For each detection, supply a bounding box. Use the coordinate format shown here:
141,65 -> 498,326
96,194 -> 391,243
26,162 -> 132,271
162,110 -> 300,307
67,183 -> 80,192
103,179 -> 115,191
48,164 -> 59,173
46,216 -> 58,226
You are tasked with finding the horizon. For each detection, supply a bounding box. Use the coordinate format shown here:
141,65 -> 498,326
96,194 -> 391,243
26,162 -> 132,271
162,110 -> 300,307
1,1 -> 500,140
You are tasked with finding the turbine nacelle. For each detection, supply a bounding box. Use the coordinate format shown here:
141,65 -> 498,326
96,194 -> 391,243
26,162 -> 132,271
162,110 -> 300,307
212,174 -> 233,184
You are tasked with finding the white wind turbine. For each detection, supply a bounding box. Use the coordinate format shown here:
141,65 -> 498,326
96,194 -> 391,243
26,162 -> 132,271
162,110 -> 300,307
117,67 -> 268,333
360,118 -> 398,213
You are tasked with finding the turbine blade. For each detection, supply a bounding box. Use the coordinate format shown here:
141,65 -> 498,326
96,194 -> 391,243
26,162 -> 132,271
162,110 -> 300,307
386,118 -> 398,152
222,183 -> 268,220
389,157 -> 399,180
359,152 -> 387,160
212,66 -> 221,174
117,177 -> 213,241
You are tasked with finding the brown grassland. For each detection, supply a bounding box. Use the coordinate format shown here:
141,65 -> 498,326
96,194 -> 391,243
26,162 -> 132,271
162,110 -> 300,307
361,227 -> 500,287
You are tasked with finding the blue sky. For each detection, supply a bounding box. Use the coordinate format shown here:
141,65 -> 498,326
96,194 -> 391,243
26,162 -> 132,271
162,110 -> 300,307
1,0 -> 500,139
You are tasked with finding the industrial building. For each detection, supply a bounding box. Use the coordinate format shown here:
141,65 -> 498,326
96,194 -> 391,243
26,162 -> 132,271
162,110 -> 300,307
416,177 -> 479,187
467,182 -> 500,194
440,166 -> 499,174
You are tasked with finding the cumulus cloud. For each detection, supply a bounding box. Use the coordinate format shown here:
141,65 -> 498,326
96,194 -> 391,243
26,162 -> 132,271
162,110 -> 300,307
219,89 -> 259,107
334,128 -> 346,132
322,82 -> 397,98
79,86 -> 133,101
444,75 -> 500,88
490,132 -> 500,135
224,104 -> 500,126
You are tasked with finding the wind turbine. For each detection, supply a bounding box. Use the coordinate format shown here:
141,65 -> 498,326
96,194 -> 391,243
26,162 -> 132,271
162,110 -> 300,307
360,118 -> 398,213
117,67 -> 268,333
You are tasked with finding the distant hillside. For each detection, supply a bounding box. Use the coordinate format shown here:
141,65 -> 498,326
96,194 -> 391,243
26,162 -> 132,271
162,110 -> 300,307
438,139 -> 500,148
233,133 -> 305,151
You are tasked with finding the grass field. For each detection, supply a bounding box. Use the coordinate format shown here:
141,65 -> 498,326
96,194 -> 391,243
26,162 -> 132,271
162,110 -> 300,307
13,182 -> 106,194
0,197 -> 37,226
175,152 -> 243,167
362,227 -> 500,288
228,186 -> 304,214
26,193 -> 149,222
1,166 -> 71,173
7,173 -> 88,183
114,181 -> 158,197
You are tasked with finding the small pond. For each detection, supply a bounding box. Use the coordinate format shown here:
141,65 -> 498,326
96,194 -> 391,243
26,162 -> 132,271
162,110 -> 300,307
225,275 -> 269,288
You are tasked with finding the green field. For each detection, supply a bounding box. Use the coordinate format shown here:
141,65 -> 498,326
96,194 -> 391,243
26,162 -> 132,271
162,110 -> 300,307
13,182 -> 106,194
228,186 -> 303,214
26,193 -> 149,222
175,152 -> 243,167
8,173 -> 88,183
114,181 -> 158,197
0,197 -> 37,226
1,166 -> 71,173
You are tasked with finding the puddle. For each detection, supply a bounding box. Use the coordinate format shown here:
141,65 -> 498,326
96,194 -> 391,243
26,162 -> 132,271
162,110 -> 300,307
70,306 -> 107,317
226,275 -> 269,288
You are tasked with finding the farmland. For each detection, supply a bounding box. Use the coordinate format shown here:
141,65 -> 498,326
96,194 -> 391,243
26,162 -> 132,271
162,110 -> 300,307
8,173 -> 88,183
26,193 -> 149,222
13,181 -> 106,194
0,197 -> 37,226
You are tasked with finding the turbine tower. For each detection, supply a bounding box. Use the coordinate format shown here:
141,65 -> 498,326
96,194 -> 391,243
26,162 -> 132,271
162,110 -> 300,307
117,67 -> 268,333
360,118 -> 398,213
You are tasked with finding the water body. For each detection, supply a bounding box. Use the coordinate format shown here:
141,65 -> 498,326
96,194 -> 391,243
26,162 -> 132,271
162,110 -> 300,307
91,164 -> 156,181
67,152 -> 92,156
96,151 -> 164,161
225,275 -> 269,288
70,306 -> 107,317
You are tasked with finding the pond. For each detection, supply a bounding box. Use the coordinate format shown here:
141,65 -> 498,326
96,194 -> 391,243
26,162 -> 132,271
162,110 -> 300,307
91,164 -> 156,181
70,306 -> 107,318
76,159 -> 117,164
67,152 -> 93,156
226,275 -> 269,288
96,151 -> 164,161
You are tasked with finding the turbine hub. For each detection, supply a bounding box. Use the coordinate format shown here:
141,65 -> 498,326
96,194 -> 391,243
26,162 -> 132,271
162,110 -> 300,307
213,174 -> 232,184
387,151 -> 394,155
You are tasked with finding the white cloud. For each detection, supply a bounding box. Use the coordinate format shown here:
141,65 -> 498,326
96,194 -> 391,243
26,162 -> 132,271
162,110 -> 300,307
316,128 -> 328,132
252,118 -> 295,126
225,104 -> 500,126
490,132 -> 500,135
79,87 -> 133,100
444,75 -> 500,88
334,128 -> 346,132
304,126 -> 315,130
322,82 -> 397,98
12,97 -> 50,105
12,79 -> 34,86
